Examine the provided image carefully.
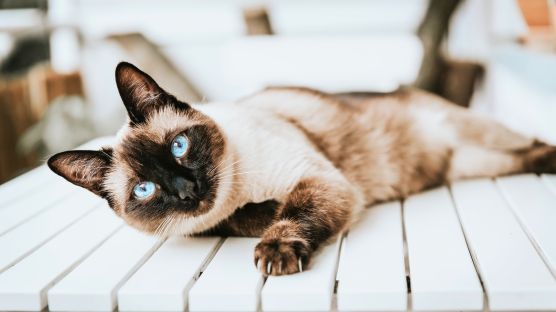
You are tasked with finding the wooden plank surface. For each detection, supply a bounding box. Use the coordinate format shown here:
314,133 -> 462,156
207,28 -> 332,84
451,179 -> 556,311
0,179 -> 78,236
0,166 -> 52,207
0,191 -> 102,273
497,175 -> 556,276
0,206 -> 122,311
404,187 -> 483,311
188,237 -> 263,312
336,202 -> 407,311
47,226 -> 163,311
542,174 -> 556,196
118,236 -> 222,312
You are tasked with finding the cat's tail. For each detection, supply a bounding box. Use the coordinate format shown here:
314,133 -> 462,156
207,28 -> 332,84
521,141 -> 556,174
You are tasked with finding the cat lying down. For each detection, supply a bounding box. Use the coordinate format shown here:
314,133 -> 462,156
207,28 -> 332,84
48,62 -> 556,276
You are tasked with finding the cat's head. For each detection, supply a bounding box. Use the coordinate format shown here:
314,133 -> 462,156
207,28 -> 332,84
48,62 -> 233,235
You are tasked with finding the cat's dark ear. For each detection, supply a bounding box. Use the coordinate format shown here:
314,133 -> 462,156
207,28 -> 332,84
115,62 -> 167,124
48,149 -> 112,197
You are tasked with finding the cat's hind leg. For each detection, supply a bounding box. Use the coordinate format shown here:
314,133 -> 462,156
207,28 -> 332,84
410,91 -> 556,179
448,141 -> 556,181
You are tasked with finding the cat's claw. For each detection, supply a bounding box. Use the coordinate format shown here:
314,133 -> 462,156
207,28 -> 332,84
254,237 -> 311,276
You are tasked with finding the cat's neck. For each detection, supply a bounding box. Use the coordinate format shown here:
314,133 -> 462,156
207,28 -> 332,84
194,101 -> 315,207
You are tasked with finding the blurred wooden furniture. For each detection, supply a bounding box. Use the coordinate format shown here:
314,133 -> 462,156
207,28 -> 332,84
108,34 -> 201,103
517,0 -> 556,51
518,0 -> 553,28
0,64 -> 82,183
243,6 -> 273,35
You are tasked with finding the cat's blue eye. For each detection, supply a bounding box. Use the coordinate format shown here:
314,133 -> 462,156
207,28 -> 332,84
171,134 -> 189,158
133,181 -> 156,199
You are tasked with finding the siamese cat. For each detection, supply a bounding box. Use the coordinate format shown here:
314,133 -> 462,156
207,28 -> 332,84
48,62 -> 556,276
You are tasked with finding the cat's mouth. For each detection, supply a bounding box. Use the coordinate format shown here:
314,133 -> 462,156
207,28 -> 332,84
172,177 -> 214,213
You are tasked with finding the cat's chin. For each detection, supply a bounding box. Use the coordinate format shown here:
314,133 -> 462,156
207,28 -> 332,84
197,200 -> 209,212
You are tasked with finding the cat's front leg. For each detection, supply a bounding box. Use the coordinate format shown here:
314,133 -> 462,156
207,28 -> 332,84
254,176 -> 362,276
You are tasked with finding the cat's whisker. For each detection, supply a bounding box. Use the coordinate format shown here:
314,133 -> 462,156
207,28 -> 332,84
164,215 -> 178,236
217,169 -> 266,177
215,171 -> 266,181
209,158 -> 244,177
154,216 -> 171,237
162,217 -> 174,236
211,153 -> 262,177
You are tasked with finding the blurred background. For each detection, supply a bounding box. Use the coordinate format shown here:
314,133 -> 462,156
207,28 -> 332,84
0,0 -> 555,183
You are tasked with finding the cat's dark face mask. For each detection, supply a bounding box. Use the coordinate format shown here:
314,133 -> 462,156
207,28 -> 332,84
48,62 -> 229,235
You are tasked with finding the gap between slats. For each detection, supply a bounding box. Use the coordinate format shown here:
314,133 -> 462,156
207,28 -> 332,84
447,184 -> 489,312
0,186 -> 81,237
496,175 -> 556,280
111,236 -> 169,310
42,224 -> 125,308
192,237 -> 226,283
400,200 -> 413,312
330,232 -> 347,312
0,204 -> 100,275
331,201 -> 411,311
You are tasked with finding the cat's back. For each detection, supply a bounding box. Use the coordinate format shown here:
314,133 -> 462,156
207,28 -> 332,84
237,87 -> 455,203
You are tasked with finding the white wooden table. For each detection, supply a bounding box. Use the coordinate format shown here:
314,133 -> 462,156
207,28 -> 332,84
0,138 -> 555,311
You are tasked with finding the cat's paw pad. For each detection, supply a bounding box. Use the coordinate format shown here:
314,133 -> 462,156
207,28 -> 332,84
254,237 -> 310,276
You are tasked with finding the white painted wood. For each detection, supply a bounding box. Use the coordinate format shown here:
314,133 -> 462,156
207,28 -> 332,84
0,166 -> 51,207
0,191 -> 102,273
47,226 -> 163,311
0,179 -> 78,235
404,187 -> 483,311
497,175 -> 556,276
118,236 -> 221,312
0,136 -> 113,210
75,136 -> 116,150
0,206 -> 122,311
189,237 -> 263,312
336,202 -> 407,311
0,137 -> 114,210
542,174 -> 556,195
261,236 -> 342,312
451,179 -> 556,311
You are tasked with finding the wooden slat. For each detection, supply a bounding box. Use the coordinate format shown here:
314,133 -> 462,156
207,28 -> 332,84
0,179 -> 78,235
118,236 -> 222,312
261,236 -> 342,311
47,226 -> 163,311
542,174 -> 556,195
188,237 -> 263,312
0,191 -> 102,273
497,175 -> 556,276
451,179 -> 556,311
0,166 -> 51,207
336,202 -> 407,311
0,136 -> 115,209
404,187 -> 483,311
0,206 -> 122,311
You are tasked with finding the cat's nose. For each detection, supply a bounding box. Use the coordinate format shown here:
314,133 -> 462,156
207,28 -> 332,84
172,177 -> 195,201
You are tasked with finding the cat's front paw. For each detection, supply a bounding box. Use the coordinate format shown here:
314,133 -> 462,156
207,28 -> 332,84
254,237 -> 311,276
